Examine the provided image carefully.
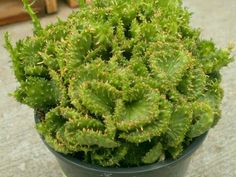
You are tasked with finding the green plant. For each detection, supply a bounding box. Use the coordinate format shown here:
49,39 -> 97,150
5,0 -> 234,167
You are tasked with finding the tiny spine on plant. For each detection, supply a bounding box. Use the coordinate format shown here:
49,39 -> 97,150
5,0 -> 234,167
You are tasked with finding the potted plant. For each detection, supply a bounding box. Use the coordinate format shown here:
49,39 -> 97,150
4,0 -> 234,177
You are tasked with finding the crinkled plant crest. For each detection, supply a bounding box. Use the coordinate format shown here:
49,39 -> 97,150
4,0 -> 234,167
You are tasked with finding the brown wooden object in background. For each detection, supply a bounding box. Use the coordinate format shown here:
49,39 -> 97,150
0,0 -> 45,26
66,0 -> 91,8
45,0 -> 58,13
66,0 -> 78,8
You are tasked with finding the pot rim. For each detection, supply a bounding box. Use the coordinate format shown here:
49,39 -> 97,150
35,111 -> 207,174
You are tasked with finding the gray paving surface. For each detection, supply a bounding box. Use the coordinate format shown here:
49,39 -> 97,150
0,1 -> 236,177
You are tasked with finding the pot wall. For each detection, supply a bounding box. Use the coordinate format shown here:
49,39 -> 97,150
56,157 -> 191,177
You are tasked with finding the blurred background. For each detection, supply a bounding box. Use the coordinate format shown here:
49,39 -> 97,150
0,0 -> 236,177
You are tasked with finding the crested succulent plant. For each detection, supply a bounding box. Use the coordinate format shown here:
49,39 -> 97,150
5,0 -> 234,167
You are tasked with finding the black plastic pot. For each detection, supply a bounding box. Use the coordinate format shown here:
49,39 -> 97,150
35,113 -> 207,177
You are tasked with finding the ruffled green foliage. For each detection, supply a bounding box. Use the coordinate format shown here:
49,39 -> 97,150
5,0 -> 233,167
142,142 -> 164,164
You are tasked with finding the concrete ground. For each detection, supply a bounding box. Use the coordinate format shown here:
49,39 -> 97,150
0,0 -> 235,177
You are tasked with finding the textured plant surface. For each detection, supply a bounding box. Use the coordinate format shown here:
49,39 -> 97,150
5,0 -> 234,167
